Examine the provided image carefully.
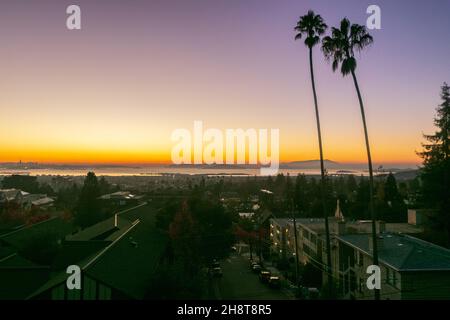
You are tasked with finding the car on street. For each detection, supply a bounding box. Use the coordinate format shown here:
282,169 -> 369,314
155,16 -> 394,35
259,270 -> 271,283
268,276 -> 281,289
208,260 -> 223,278
211,266 -> 223,278
307,288 -> 320,300
252,264 -> 262,273
250,261 -> 261,273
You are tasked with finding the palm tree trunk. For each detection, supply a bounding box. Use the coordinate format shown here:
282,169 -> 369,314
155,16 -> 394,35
350,69 -> 380,300
309,47 -> 333,297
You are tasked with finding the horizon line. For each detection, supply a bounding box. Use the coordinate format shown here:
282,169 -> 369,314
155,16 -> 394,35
0,160 -> 422,167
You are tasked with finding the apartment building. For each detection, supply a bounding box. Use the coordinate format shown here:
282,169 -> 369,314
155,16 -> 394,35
269,209 -> 450,299
335,233 -> 450,299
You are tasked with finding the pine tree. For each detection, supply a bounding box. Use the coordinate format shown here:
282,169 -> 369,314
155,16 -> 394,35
384,173 -> 400,203
75,172 -> 102,228
419,83 -> 450,163
418,83 -> 450,245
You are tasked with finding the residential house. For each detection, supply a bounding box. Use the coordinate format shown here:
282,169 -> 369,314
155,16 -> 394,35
0,188 -> 54,210
335,233 -> 450,299
28,204 -> 168,300
98,191 -> 143,207
0,217 -> 74,299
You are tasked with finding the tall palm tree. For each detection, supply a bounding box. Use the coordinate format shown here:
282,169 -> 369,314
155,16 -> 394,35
322,18 -> 379,300
295,11 -> 334,296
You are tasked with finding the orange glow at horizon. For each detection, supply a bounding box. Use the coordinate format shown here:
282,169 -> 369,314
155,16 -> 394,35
0,143 -> 422,166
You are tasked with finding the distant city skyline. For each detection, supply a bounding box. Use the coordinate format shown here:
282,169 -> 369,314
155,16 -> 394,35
1,0 -> 449,166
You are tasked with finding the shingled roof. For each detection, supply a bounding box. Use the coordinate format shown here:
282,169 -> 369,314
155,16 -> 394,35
84,219 -> 167,299
0,217 -> 73,251
28,204 -> 168,300
338,233 -> 450,271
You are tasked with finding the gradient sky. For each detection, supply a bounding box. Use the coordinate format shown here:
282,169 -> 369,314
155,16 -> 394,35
0,0 -> 449,166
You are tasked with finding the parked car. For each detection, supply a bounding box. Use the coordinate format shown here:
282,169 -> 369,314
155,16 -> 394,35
252,264 -> 262,273
296,286 -> 320,299
268,276 -> 281,289
288,284 -> 301,298
307,288 -> 320,300
250,262 -> 261,273
211,267 -> 223,278
259,270 -> 271,283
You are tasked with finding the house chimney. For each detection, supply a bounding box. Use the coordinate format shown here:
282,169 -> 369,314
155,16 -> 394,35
378,221 -> 386,234
335,199 -> 345,221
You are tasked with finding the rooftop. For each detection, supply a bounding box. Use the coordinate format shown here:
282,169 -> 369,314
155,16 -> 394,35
0,188 -> 26,201
28,204 -> 168,300
338,233 -> 450,271
84,219 -> 167,299
280,217 -> 423,236
66,215 -> 133,242
31,197 -> 54,206
0,217 -> 73,251
99,191 -> 139,200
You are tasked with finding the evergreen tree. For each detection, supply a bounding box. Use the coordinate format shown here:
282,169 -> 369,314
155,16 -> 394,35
74,172 -> 103,228
56,183 -> 80,210
266,175 -> 274,190
294,174 -> 309,216
384,173 -> 400,203
346,175 -> 358,195
420,83 -> 450,162
98,176 -> 113,195
418,82 -> 450,245
2,175 -> 40,193
285,174 -> 293,204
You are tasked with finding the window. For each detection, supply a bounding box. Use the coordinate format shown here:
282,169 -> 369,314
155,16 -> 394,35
386,267 -> 394,285
357,252 -> 364,266
350,270 -> 356,292
51,284 -> 65,300
303,230 -> 310,240
393,272 -> 400,289
67,287 -> 81,300
83,276 -> 97,300
386,267 -> 391,284
98,284 -> 111,300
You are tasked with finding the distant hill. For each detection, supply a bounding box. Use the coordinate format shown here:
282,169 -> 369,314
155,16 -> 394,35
392,169 -> 420,180
167,160 -> 342,170
280,160 -> 341,169
167,160 -> 341,170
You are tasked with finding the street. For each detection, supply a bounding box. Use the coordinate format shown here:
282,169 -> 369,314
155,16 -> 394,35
212,253 -> 293,300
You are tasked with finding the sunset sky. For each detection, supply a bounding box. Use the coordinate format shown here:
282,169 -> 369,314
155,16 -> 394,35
0,0 -> 449,166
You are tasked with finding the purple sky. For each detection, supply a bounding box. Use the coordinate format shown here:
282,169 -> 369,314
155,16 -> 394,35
0,0 -> 449,165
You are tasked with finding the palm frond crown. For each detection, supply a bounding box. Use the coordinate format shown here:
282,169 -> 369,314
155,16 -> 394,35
321,18 -> 373,76
294,10 -> 327,48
